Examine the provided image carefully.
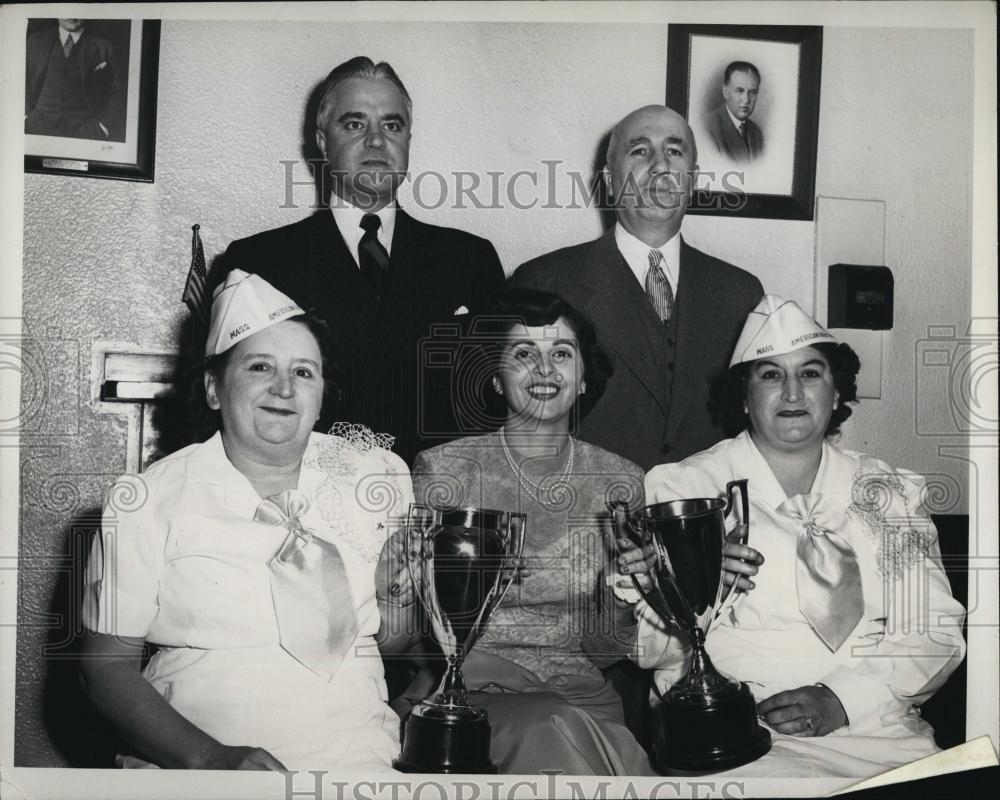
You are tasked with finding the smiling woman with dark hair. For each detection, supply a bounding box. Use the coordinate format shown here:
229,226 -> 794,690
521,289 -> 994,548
485,288 -> 614,418
403,288 -> 654,775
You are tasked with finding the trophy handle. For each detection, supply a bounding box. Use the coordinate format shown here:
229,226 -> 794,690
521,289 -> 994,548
724,479 -> 750,534
404,503 -> 439,610
482,511 -> 526,620
609,501 -> 689,633
709,480 -> 751,633
405,504 -> 458,652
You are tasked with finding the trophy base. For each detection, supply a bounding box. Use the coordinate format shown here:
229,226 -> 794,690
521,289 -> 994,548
393,702 -> 497,774
653,681 -> 772,774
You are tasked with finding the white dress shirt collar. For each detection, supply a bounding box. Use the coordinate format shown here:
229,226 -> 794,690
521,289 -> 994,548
614,222 -> 681,297
725,106 -> 744,132
59,28 -> 84,47
329,201 -> 396,268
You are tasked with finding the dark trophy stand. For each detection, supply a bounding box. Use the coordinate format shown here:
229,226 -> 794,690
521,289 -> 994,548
393,653 -> 494,773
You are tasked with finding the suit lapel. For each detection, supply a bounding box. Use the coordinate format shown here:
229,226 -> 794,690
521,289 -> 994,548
666,239 -> 714,441
748,123 -> 763,159
356,209 -> 438,381
77,34 -> 93,79
379,209 -> 437,328
578,232 -> 669,420
302,211 -> 380,358
713,106 -> 748,161
724,117 -> 749,160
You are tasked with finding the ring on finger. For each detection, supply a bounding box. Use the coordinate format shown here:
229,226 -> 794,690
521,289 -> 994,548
804,716 -> 814,731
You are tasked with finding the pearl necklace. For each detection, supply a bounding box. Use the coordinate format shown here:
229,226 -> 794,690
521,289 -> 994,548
498,426 -> 575,505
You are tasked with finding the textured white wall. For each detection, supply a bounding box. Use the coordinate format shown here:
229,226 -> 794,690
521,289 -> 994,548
16,20 -> 976,765
28,21 -> 974,447
46,19 -> 969,498
811,27 -> 973,510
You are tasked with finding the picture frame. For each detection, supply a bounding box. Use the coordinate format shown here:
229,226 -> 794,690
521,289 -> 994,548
666,24 -> 822,221
24,19 -> 160,182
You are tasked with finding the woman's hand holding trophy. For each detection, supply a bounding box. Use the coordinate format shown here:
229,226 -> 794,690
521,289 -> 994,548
615,522 -> 764,594
607,482 -> 774,772
375,522 -> 422,608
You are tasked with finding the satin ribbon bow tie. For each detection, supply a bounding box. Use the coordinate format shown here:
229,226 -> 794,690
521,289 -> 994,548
778,493 -> 864,652
255,490 -> 358,681
255,489 -> 311,531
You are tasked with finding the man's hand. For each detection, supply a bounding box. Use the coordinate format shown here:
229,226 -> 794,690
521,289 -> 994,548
757,685 -> 848,736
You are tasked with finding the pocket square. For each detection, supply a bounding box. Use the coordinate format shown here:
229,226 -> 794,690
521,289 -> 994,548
453,305 -> 469,316
94,62 -> 107,71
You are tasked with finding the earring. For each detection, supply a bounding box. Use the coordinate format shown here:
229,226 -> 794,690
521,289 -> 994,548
579,381 -> 587,395
492,376 -> 503,395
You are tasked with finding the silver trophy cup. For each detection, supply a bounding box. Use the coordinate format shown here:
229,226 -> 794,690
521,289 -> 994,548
619,479 -> 771,773
393,504 -> 526,774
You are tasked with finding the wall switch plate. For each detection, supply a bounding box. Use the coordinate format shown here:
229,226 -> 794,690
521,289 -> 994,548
828,263 -> 894,329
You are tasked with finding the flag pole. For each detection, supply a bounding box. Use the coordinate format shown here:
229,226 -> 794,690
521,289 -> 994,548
182,224 -> 209,325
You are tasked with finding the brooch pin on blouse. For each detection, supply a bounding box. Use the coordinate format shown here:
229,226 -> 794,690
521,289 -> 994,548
304,423 -> 404,563
848,466 -> 933,580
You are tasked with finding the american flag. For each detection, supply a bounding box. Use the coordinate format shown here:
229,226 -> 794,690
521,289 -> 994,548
182,224 -> 209,324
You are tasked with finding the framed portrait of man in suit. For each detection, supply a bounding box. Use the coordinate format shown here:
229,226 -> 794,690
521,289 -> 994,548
666,24 -> 822,221
24,18 -> 160,182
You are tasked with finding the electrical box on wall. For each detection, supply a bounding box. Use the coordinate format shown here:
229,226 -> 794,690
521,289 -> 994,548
828,264 -> 894,330
815,198 -> 887,399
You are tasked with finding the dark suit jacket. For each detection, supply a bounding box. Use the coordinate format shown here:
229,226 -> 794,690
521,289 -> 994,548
509,232 -> 763,471
25,27 -> 125,141
213,209 -> 505,466
704,104 -> 764,163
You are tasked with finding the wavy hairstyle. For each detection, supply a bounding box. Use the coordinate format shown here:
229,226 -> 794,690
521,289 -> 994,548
471,288 -> 614,425
315,56 -> 412,130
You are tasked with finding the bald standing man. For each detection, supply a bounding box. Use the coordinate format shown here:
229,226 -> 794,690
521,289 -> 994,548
509,105 -> 763,470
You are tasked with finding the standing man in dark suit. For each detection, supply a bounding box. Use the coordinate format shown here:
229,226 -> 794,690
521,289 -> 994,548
25,18 -> 124,142
214,57 -> 504,465
704,61 -> 764,163
509,105 -> 763,471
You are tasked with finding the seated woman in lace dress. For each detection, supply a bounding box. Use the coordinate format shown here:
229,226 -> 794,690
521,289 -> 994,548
616,296 -> 966,779
80,270 -> 419,772
403,288 -> 655,775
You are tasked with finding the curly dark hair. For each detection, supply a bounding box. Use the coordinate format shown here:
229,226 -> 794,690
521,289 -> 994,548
708,342 -> 861,438
468,288 -> 614,426
183,312 -> 340,443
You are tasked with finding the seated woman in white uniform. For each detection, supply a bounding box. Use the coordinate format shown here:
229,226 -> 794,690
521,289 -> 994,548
80,270 -> 418,772
619,296 -> 966,779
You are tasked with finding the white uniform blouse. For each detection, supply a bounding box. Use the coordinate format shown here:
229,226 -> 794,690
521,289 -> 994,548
83,429 -> 413,773
638,431 -> 966,778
